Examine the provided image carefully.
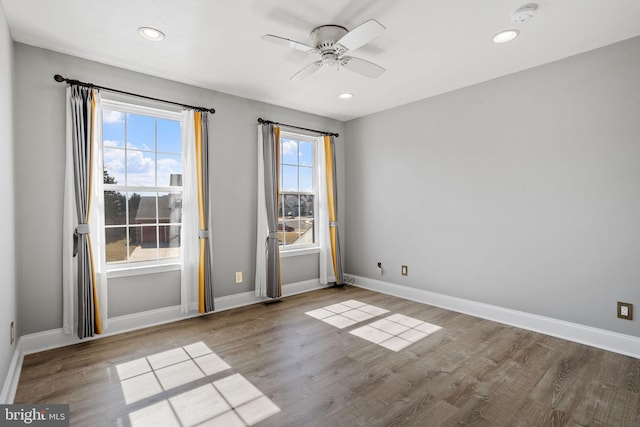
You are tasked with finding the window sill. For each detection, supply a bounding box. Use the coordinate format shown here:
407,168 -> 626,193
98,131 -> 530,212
280,247 -> 320,258
107,262 -> 181,279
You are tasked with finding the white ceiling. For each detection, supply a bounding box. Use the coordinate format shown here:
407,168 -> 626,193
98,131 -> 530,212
3,0 -> 640,121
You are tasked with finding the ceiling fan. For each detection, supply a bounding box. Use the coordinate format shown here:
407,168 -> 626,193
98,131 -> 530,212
261,19 -> 386,80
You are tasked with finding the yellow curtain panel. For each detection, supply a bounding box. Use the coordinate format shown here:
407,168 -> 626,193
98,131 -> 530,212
324,135 -> 344,284
195,112 -> 206,313
88,91 -> 102,334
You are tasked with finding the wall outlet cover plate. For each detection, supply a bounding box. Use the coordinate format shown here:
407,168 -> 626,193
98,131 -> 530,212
617,302 -> 633,320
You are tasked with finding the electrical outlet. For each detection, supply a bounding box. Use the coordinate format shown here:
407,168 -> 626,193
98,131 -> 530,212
10,321 -> 14,345
235,271 -> 243,284
401,265 -> 408,276
377,262 -> 383,275
617,302 -> 633,320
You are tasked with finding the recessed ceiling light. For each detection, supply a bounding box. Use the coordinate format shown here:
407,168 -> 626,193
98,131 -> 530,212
492,29 -> 519,43
138,27 -> 165,41
338,93 -> 353,99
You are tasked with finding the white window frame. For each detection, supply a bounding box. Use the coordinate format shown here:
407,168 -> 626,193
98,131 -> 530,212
278,131 -> 321,257
99,98 -> 184,277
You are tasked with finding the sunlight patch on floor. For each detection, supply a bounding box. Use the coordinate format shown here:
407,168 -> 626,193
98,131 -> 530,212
116,341 -> 280,426
306,300 -> 442,352
305,299 -> 389,329
350,314 -> 442,352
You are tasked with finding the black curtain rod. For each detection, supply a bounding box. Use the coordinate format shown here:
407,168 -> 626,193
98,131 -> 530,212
54,74 -> 215,114
257,118 -> 339,138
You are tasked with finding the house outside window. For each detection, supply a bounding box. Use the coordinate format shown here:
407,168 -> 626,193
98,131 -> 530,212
101,100 -> 184,268
279,132 -> 319,252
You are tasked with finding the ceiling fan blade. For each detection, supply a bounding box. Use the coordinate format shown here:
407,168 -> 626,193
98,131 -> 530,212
291,61 -> 323,80
335,19 -> 385,52
261,34 -> 315,52
341,56 -> 385,78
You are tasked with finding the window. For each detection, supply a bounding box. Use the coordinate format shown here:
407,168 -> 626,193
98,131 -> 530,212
279,132 -> 318,251
101,100 -> 183,268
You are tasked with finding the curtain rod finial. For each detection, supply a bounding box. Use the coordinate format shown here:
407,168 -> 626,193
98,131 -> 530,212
54,74 -> 65,82
208,108 -> 216,114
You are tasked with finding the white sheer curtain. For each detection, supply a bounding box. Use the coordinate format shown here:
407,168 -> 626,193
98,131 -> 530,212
91,94 -> 108,330
181,109 -> 199,312
62,88 -> 108,336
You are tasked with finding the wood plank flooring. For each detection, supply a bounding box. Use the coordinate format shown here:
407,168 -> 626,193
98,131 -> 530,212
14,286 -> 640,426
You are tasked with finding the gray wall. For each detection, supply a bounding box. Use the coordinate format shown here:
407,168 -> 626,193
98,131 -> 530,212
0,3 -> 17,392
345,36 -> 640,337
14,43 -> 344,332
108,271 -> 181,318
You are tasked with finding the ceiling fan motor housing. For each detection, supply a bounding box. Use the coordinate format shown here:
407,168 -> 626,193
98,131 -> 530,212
311,25 -> 348,52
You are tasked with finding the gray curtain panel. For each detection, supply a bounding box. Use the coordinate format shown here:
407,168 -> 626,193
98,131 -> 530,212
69,85 -> 100,338
199,112 -> 215,312
262,124 -> 282,298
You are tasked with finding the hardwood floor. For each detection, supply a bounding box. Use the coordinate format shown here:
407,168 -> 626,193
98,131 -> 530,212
15,286 -> 640,426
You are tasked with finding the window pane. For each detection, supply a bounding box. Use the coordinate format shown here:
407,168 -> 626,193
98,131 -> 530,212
299,141 -> 313,166
103,110 -> 125,148
299,219 -> 314,244
159,225 -> 181,259
127,113 -> 155,151
283,219 -> 300,245
105,227 -> 128,263
157,119 -> 181,154
299,195 -> 314,218
282,165 -> 298,192
130,192 -> 156,225
281,138 -> 298,165
299,166 -> 313,192
104,191 -> 126,225
129,225 -> 158,262
282,194 -> 299,218
156,192 -> 179,225
129,224 -> 142,250
103,148 -> 125,185
157,154 -> 182,187
127,149 -> 155,186
165,192 -> 183,224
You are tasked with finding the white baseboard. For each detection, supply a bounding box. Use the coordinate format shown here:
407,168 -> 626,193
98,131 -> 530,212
211,279 -> 328,312
284,278 -> 330,297
19,279 -> 327,356
348,274 -> 640,359
5,279 -> 327,404
0,342 -> 23,404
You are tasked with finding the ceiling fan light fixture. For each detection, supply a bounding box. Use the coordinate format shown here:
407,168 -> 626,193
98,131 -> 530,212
492,29 -> 519,43
338,93 -> 353,99
138,26 -> 165,41
322,52 -> 338,66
